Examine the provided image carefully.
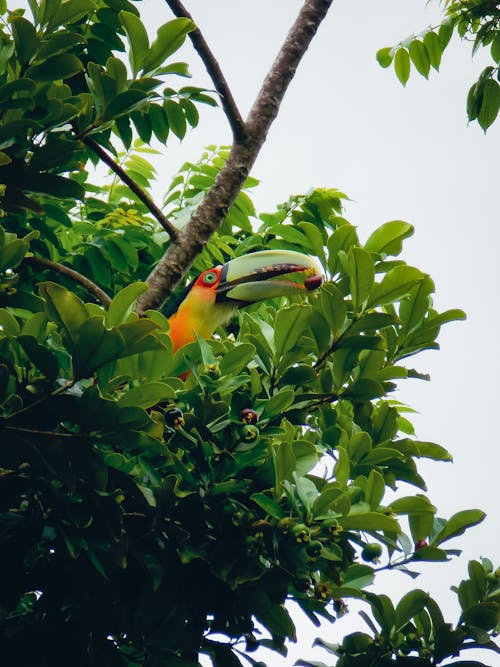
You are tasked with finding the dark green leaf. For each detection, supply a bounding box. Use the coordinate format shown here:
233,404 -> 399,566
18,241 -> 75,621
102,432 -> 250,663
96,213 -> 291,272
26,54 -> 83,81
478,78 -> 500,131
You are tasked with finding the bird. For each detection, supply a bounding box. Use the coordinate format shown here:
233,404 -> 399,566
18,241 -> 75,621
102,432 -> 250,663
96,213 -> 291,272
164,249 -> 323,351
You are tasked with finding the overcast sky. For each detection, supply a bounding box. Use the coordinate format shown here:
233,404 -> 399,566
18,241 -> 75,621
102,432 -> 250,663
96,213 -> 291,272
142,2 -> 498,664
19,0 -> 499,663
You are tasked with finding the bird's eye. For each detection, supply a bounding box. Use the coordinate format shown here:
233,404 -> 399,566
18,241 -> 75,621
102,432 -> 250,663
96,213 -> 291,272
202,271 -> 217,285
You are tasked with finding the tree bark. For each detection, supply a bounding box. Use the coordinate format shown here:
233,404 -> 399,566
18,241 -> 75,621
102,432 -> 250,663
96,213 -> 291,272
136,0 -> 334,313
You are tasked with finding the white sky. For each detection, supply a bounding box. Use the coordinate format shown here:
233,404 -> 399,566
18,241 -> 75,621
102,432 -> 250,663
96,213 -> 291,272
18,0 -> 499,664
143,1 -> 499,664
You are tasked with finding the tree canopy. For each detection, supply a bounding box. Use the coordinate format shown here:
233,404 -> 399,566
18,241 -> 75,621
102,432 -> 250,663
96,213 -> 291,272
0,1 -> 498,666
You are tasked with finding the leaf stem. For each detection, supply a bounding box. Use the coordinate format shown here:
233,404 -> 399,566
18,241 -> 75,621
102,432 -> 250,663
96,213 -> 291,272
81,136 -> 179,240
24,255 -> 112,307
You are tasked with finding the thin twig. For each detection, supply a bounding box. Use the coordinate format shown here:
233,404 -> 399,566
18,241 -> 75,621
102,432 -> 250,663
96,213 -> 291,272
81,136 -> 179,240
6,379 -> 77,422
1,425 -> 80,438
137,0 -> 334,312
164,0 -> 247,142
24,255 -> 112,307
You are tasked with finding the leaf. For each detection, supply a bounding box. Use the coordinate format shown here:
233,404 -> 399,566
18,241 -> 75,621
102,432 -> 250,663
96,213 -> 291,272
164,99 -> 187,139
220,343 -> 255,375
478,78 -> 500,131
104,90 -> 149,121
390,496 -> 437,515
394,589 -> 429,630
10,16 -> 39,65
344,247 -> 374,313
394,48 -> 410,86
319,283 -> 346,340
261,388 -> 295,419
26,54 -> 83,81
26,173 -> 85,200
365,469 -> 385,509
338,512 -> 400,533
438,21 -> 453,50
18,335 -> 58,379
120,11 -> 149,76
0,308 -> 20,335
376,46 -> 394,68
105,282 -> 148,327
274,304 -> 312,357
432,510 -> 486,546
141,17 -> 194,73
39,282 -> 89,347
327,223 -> 359,276
409,39 -> 430,79
251,493 -> 285,519
367,266 -> 424,308
365,220 -> 414,257
424,31 -> 442,70
118,381 -> 175,408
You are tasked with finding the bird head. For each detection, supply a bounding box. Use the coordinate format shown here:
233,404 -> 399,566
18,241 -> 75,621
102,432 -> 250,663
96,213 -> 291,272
166,249 -> 323,350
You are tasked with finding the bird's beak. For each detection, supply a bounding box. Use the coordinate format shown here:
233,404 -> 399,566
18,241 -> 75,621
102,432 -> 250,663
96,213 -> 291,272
215,249 -> 323,304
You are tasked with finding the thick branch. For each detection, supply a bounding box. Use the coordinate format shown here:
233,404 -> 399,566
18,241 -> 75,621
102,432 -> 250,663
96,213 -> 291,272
24,255 -> 111,307
82,136 -> 179,240
164,0 -> 247,142
137,0 -> 334,312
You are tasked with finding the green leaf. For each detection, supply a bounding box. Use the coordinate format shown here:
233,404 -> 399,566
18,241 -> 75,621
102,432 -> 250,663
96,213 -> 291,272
141,17 -> 194,73
220,343 -> 255,375
478,78 -> 500,131
367,266 -> 424,308
18,335 -> 58,379
39,282 -> 89,347
327,223 -> 359,276
365,220 -> 414,257
463,601 -> 500,631
118,381 -> 175,408
26,54 -> 83,81
334,446 -> 350,485
164,99 -> 187,139
376,46 -> 394,68
432,509 -> 486,546
409,39 -> 430,79
394,589 -> 429,630
48,0 -> 96,29
10,16 -> 39,65
261,388 -> 295,419
0,238 -> 28,272
423,31 -> 442,70
390,496 -> 437,515
26,173 -> 85,200
394,48 -> 410,86
103,90 -> 149,121
275,304 -> 312,357
251,493 -> 285,519
338,512 -> 400,533
365,469 -> 385,509
0,308 -> 20,335
105,282 -> 148,327
438,21 -> 453,50
344,247 -> 374,313
120,10 -> 149,76
319,283 -> 346,340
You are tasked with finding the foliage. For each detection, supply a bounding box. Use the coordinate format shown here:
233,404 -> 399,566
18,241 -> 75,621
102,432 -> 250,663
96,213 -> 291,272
377,0 -> 500,131
0,2 -> 497,667
298,557 -> 500,666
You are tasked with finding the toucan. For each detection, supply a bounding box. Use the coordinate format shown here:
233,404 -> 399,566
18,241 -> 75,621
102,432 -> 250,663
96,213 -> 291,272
164,249 -> 323,351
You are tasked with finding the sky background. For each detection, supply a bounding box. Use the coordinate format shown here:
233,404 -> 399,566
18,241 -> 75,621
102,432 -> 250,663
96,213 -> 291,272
19,0 -> 499,663
145,1 -> 500,664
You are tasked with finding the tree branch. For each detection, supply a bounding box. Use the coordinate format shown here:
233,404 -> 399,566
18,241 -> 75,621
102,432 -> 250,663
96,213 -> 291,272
137,0 -> 334,312
81,136 -> 179,240
24,255 -> 112,307
164,0 -> 247,142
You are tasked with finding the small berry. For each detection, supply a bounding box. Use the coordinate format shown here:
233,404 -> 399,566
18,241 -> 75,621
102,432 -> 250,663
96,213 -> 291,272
361,542 -> 383,563
165,407 -> 185,429
414,539 -> 428,550
239,408 -> 258,424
